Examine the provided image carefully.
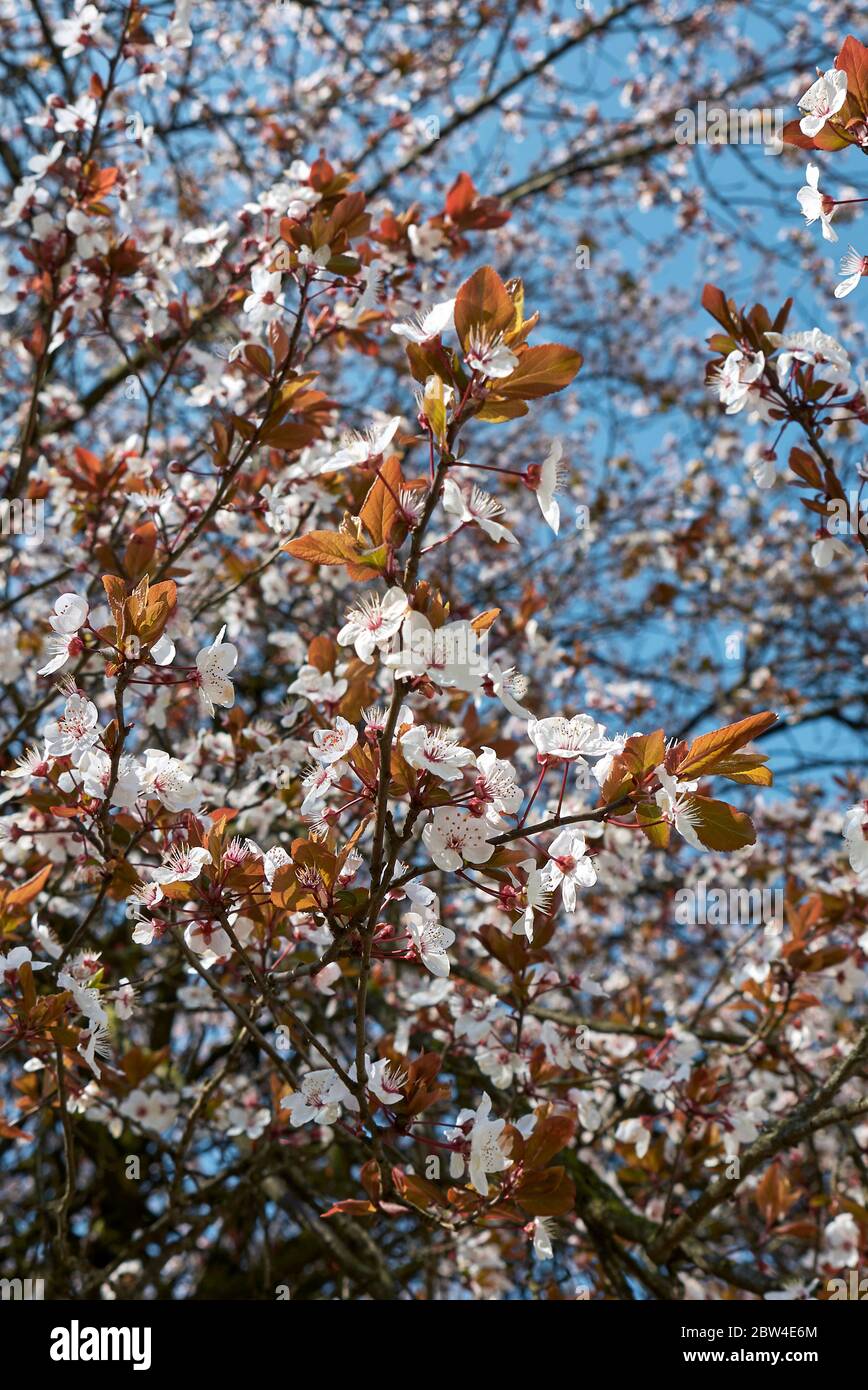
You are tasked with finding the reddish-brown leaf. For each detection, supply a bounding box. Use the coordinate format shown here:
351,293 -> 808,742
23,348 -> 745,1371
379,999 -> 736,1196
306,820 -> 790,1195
5,863 -> 51,908
685,796 -> 757,853
836,36 -> 868,118
524,1115 -> 576,1170
514,1167 -> 575,1216
453,265 -> 515,352
677,711 -> 777,778
282,530 -> 360,566
359,455 -> 404,546
496,344 -> 583,399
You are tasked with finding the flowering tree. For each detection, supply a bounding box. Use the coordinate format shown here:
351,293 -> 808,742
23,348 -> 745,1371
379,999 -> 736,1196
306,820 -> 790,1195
1,1 -> 867,1303
705,35 -> 868,571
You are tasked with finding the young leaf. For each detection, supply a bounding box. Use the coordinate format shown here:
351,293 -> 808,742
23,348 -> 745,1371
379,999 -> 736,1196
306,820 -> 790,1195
685,796 -> 757,852
524,1114 -> 576,1170
282,530 -> 362,566
701,284 -> 740,334
677,711 -> 777,778
359,456 -> 404,546
5,862 -> 52,908
636,800 -> 670,848
453,265 -> 515,352
496,344 -> 583,399
836,36 -> 868,120
513,1167 -> 575,1216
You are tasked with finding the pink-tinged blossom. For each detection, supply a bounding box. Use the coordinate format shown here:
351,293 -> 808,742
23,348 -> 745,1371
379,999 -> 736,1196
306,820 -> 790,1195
811,534 -> 849,567
543,828 -> 597,910
309,715 -> 358,766
400,724 -> 476,781
842,804 -> 868,876
386,611 -> 484,692
506,860 -> 552,939
113,978 -> 137,1021
120,1088 -> 179,1135
300,762 -> 343,818
280,1068 -> 353,1127
465,328 -> 518,379
654,766 -> 704,850
525,439 -> 567,534
390,297 -> 455,343
184,920 -> 233,959
69,748 -> 142,809
797,68 -> 847,137
140,749 -> 201,812
312,962 -> 342,995
28,142 -> 64,178
39,594 -> 88,673
442,478 -> 518,545
318,417 -> 401,475
615,1117 -> 652,1159
53,4 -> 110,58
49,592 -> 88,634
821,1212 -> 860,1268
474,747 -> 521,825
484,662 -> 533,720
337,587 -> 408,662
297,243 -> 331,274
43,694 -> 100,761
243,266 -> 285,326
796,165 -> 837,242
713,348 -> 765,414
350,1055 -> 407,1107
287,664 -> 347,705
38,631 -> 84,676
260,846 -> 291,886
196,626 -> 238,715
834,246 -> 868,299
528,713 -> 611,764
533,1217 -> 555,1260
766,328 -> 851,388
467,1093 -> 512,1195
182,221 -> 229,268
0,945 -> 50,983
422,806 -> 494,872
405,911 -> 456,976
149,843 -> 212,886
